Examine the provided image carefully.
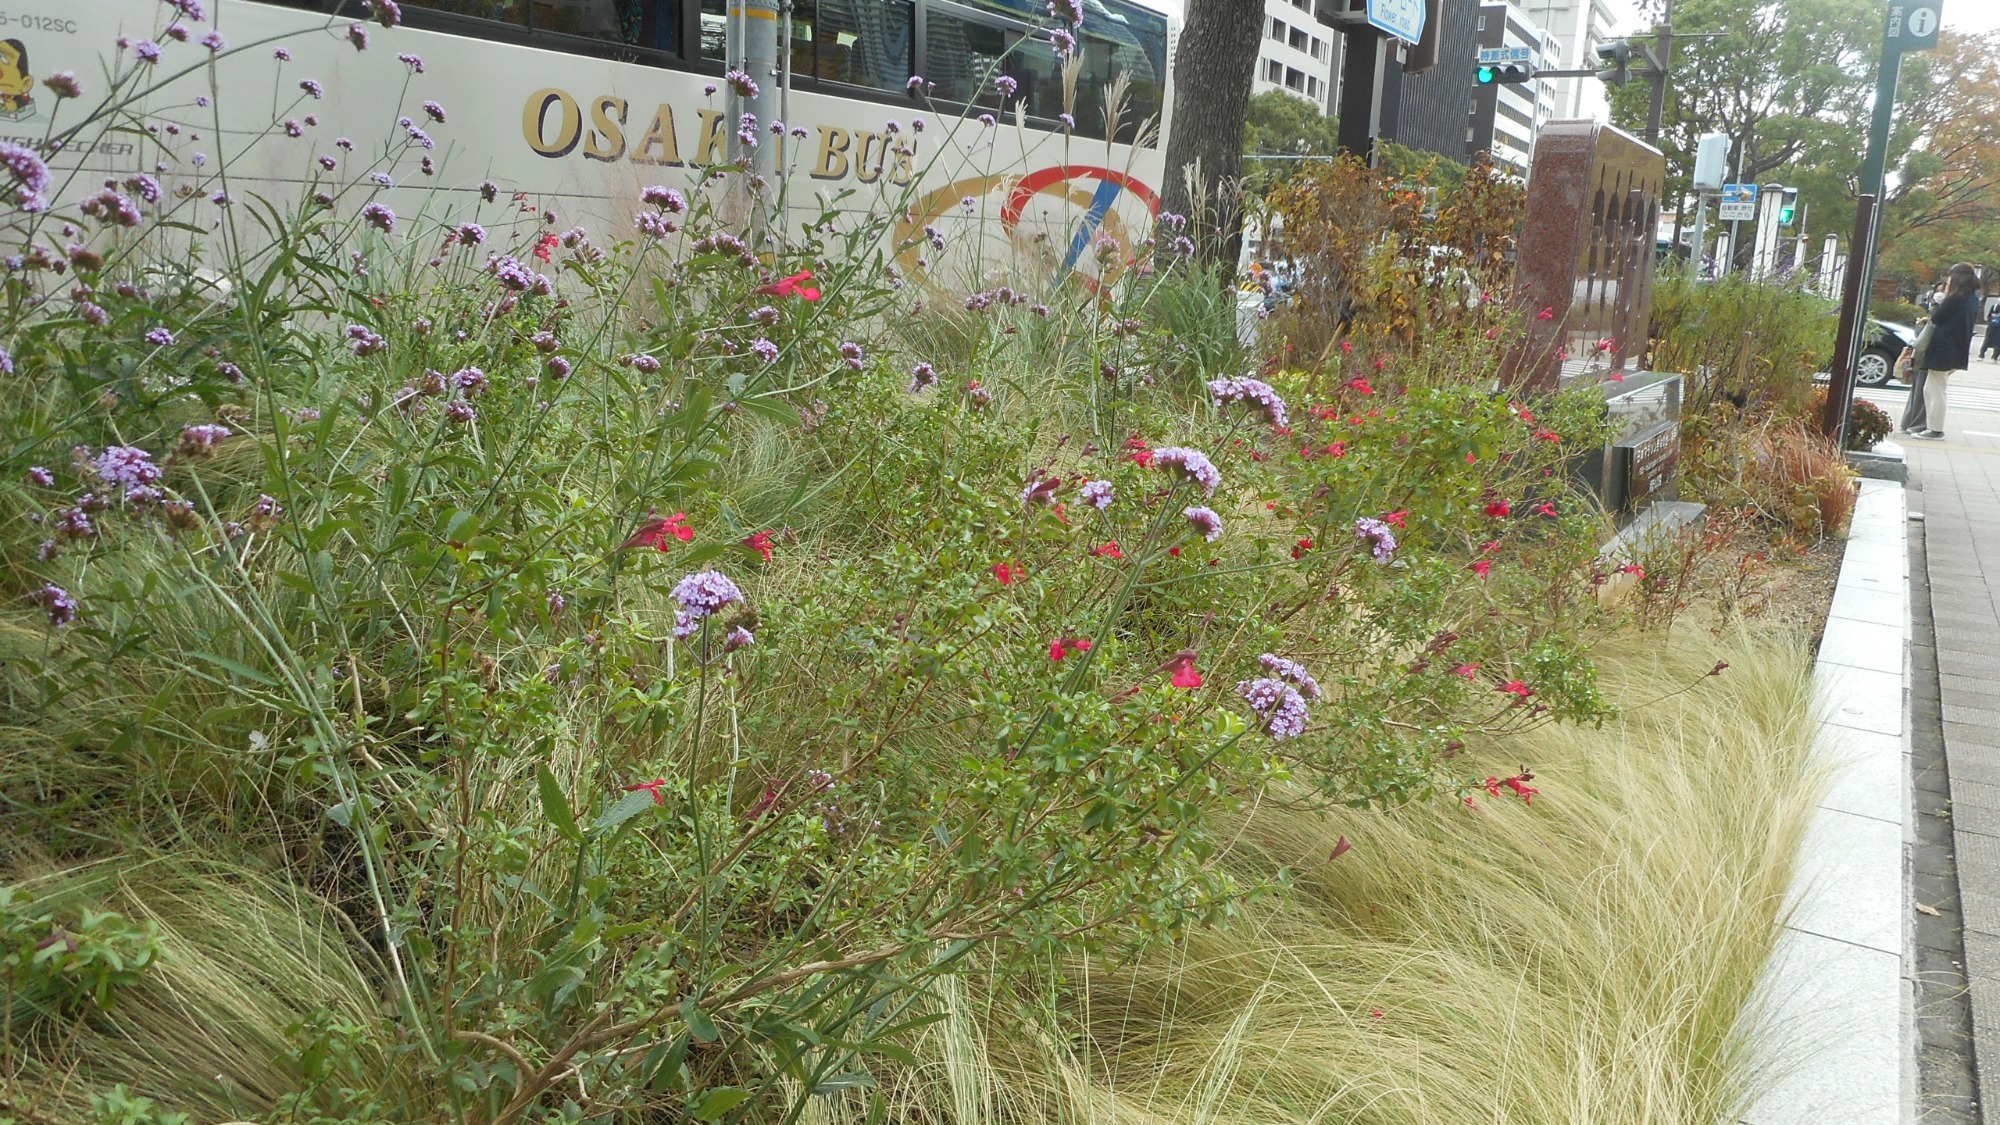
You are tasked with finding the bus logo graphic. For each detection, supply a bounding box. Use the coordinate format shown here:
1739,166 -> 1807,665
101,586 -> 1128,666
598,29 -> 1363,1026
901,165 -> 1159,295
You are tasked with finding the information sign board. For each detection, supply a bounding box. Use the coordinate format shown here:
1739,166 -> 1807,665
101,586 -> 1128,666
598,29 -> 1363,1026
1887,1 -> 1943,51
1718,183 -> 1759,222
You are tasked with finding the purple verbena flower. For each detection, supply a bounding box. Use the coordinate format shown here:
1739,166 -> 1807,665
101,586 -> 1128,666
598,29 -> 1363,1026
0,142 -> 50,195
133,39 -> 163,64
347,23 -> 370,49
32,583 -> 77,628
838,340 -> 864,371
360,201 -> 395,234
423,100 -> 446,123
398,52 -> 425,72
27,466 -> 53,487
452,367 -> 488,394
1183,505 -> 1224,542
749,337 -> 779,363
143,327 -> 176,347
299,78 -> 324,98
1354,516 -> 1398,563
1239,677 -> 1308,739
1152,447 -> 1220,496
1257,653 -> 1322,700
1080,479 -> 1113,509
725,625 -> 754,653
199,30 -> 226,51
177,423 -> 232,457
42,71 -> 82,98
92,444 -> 162,500
1208,376 -> 1289,428
273,47 -> 293,61
994,75 -> 1018,98
671,569 -> 745,637
723,68 -> 760,98
908,360 -> 936,393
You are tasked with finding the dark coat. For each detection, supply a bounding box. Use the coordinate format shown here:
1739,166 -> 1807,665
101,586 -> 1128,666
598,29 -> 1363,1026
1929,292 -> 1981,371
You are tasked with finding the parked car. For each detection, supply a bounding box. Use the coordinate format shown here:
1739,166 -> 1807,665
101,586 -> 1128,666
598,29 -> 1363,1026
1854,319 -> 1916,387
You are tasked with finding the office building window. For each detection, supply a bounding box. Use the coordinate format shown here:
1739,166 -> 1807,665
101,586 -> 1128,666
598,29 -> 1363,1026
1288,26 -> 1306,50
1476,14 -> 1485,30
1285,65 -> 1303,91
1269,16 -> 1282,38
1265,57 -> 1283,82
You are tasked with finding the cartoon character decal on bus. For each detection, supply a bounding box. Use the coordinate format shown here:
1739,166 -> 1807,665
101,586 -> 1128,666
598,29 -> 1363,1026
0,38 -> 36,121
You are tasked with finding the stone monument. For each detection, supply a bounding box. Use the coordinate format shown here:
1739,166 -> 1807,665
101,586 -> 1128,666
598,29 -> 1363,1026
1506,121 -> 1697,541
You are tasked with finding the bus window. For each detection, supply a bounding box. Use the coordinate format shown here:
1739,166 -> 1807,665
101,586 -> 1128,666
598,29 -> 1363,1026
922,0 -> 1162,146
791,0 -> 914,93
399,0 -> 682,52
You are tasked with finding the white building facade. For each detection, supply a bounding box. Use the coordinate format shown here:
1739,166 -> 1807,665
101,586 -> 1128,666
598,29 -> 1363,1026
1253,0 -> 1340,111
1522,0 -> 1618,123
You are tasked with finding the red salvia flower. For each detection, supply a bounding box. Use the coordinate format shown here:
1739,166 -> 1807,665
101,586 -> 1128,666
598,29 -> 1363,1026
1470,559 -> 1493,577
1483,499 -> 1511,518
621,511 -> 694,551
622,778 -> 670,805
1324,441 -> 1348,458
1331,835 -> 1352,860
1498,680 -> 1533,698
757,269 -> 822,301
991,562 -> 1018,585
1169,654 -> 1203,689
1291,537 -> 1314,559
1089,541 -> 1124,559
1534,502 -> 1558,518
533,232 -> 559,262
1348,377 -> 1374,394
1049,637 -> 1068,661
1384,509 -> 1408,529
743,529 -> 775,561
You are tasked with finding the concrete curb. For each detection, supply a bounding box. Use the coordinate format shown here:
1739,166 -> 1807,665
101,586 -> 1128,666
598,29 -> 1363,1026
1741,479 -> 1914,1125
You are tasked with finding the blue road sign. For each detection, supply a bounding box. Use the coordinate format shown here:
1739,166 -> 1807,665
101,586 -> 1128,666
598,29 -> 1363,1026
1367,0 -> 1426,44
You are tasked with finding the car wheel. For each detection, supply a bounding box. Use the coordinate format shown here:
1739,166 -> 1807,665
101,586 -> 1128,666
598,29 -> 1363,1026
1855,349 -> 1895,387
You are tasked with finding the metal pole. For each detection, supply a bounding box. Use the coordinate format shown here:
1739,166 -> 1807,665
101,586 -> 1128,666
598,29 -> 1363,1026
1842,32 -> 1906,398
1645,0 -> 1672,146
1823,194 -> 1878,446
1687,190 -> 1708,280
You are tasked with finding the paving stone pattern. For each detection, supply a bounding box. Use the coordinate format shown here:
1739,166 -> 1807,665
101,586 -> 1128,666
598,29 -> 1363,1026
1907,490 -> 1982,1124
1741,480 -> 1913,1125
1906,419 -> 2000,1123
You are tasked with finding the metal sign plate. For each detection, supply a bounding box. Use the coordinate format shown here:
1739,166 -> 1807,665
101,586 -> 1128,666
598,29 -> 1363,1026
1367,0 -> 1427,44
1718,183 -> 1759,222
1477,46 -> 1534,65
1887,1 -> 1943,51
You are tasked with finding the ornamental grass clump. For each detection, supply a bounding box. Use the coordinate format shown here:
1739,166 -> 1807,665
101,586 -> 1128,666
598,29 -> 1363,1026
0,9 -> 1630,1120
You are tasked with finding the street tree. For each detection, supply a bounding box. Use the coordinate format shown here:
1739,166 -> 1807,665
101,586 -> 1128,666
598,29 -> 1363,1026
1874,31 -> 2000,293
1160,0 -> 1265,268
1610,0 -> 1880,258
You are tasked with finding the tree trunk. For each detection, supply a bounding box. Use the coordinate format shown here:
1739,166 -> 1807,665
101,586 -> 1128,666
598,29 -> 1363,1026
1159,0 -> 1266,270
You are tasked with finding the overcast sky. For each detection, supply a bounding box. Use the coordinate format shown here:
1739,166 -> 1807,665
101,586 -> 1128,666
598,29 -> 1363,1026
1945,1 -> 2000,35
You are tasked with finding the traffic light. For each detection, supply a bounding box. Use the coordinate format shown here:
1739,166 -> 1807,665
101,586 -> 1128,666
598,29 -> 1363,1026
1477,64 -> 1533,85
1595,40 -> 1632,87
1778,188 -> 1799,226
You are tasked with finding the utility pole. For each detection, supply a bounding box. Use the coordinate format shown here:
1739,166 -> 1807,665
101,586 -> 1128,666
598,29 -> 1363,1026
1644,0 -> 1672,146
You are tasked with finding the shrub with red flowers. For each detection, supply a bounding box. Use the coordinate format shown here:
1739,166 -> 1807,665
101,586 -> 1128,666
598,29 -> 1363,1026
0,13 -> 1616,1121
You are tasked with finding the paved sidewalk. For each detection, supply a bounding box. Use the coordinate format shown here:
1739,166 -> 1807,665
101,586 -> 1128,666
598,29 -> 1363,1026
1903,350 -> 2000,1121
1741,479 -> 1913,1125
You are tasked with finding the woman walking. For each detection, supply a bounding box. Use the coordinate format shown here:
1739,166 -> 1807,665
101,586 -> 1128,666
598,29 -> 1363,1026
1910,263 -> 1983,440
1981,304 -> 2000,361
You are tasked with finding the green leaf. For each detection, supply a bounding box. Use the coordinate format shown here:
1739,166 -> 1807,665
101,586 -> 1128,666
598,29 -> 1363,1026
592,789 -> 660,835
690,1086 -> 750,1120
538,764 -> 582,842
682,997 -> 721,1042
187,651 -> 278,688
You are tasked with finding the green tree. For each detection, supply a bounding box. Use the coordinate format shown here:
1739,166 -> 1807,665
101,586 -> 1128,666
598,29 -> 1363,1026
1242,89 -> 1342,193
1610,0 -> 1882,259
1874,31 -> 2000,293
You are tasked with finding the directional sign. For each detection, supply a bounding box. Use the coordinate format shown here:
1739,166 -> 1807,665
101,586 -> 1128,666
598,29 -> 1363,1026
1477,46 -> 1534,65
1367,0 -> 1427,44
1887,0 -> 1943,51
1718,183 -> 1759,222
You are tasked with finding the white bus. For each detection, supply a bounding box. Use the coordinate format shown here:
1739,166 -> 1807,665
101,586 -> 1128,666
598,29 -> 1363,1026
7,0 -> 1176,293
